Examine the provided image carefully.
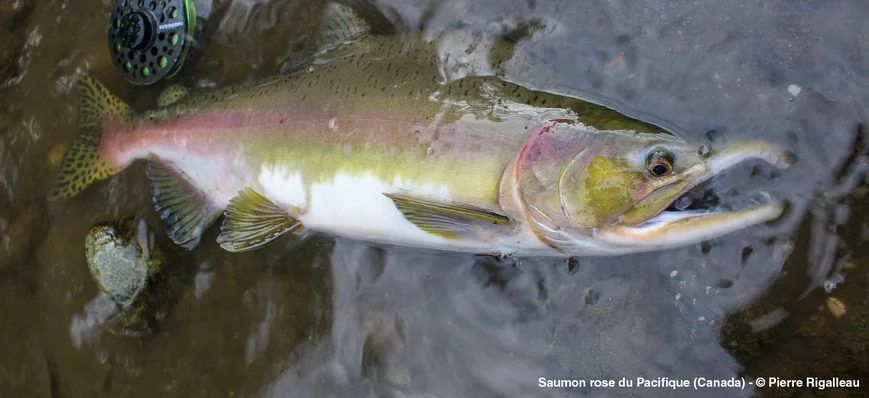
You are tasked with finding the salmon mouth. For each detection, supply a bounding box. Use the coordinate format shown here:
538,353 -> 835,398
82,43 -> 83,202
597,140 -> 794,249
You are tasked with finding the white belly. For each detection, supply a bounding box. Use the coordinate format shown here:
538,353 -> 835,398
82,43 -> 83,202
157,153 -> 559,256
255,168 -> 557,256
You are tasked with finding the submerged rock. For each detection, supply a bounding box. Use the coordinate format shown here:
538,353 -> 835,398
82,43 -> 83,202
85,218 -> 166,331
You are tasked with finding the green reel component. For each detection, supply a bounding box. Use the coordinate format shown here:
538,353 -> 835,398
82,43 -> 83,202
108,0 -> 196,85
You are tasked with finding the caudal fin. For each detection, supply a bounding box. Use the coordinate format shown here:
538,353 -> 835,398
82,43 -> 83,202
49,75 -> 131,200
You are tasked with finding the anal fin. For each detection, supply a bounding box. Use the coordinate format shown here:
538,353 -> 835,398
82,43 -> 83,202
217,188 -> 304,252
384,193 -> 516,240
147,157 -> 222,249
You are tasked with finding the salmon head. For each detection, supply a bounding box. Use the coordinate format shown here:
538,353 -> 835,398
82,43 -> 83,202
505,120 -> 793,255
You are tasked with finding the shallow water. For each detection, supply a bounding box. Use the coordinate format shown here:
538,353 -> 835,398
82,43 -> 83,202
1,0 -> 867,397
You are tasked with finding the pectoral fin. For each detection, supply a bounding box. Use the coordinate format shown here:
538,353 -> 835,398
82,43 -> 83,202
384,193 -> 516,240
217,188 -> 304,252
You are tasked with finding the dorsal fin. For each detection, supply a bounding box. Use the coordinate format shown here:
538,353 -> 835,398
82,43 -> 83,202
280,2 -> 387,73
313,3 -> 371,55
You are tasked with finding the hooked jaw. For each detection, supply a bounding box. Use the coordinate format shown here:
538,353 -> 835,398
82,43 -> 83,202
596,140 -> 793,250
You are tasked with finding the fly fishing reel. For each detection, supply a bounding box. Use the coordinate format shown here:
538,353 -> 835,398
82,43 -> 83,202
108,0 -> 196,85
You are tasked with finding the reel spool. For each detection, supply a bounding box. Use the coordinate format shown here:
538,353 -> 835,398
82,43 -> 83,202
108,0 -> 196,85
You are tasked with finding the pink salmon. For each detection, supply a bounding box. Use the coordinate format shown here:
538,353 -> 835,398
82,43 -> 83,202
50,4 -> 792,257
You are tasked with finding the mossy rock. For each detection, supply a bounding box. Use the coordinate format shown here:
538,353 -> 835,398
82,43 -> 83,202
85,219 -> 166,309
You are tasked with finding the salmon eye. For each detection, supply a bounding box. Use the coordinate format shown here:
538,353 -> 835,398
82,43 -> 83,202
647,150 -> 673,177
